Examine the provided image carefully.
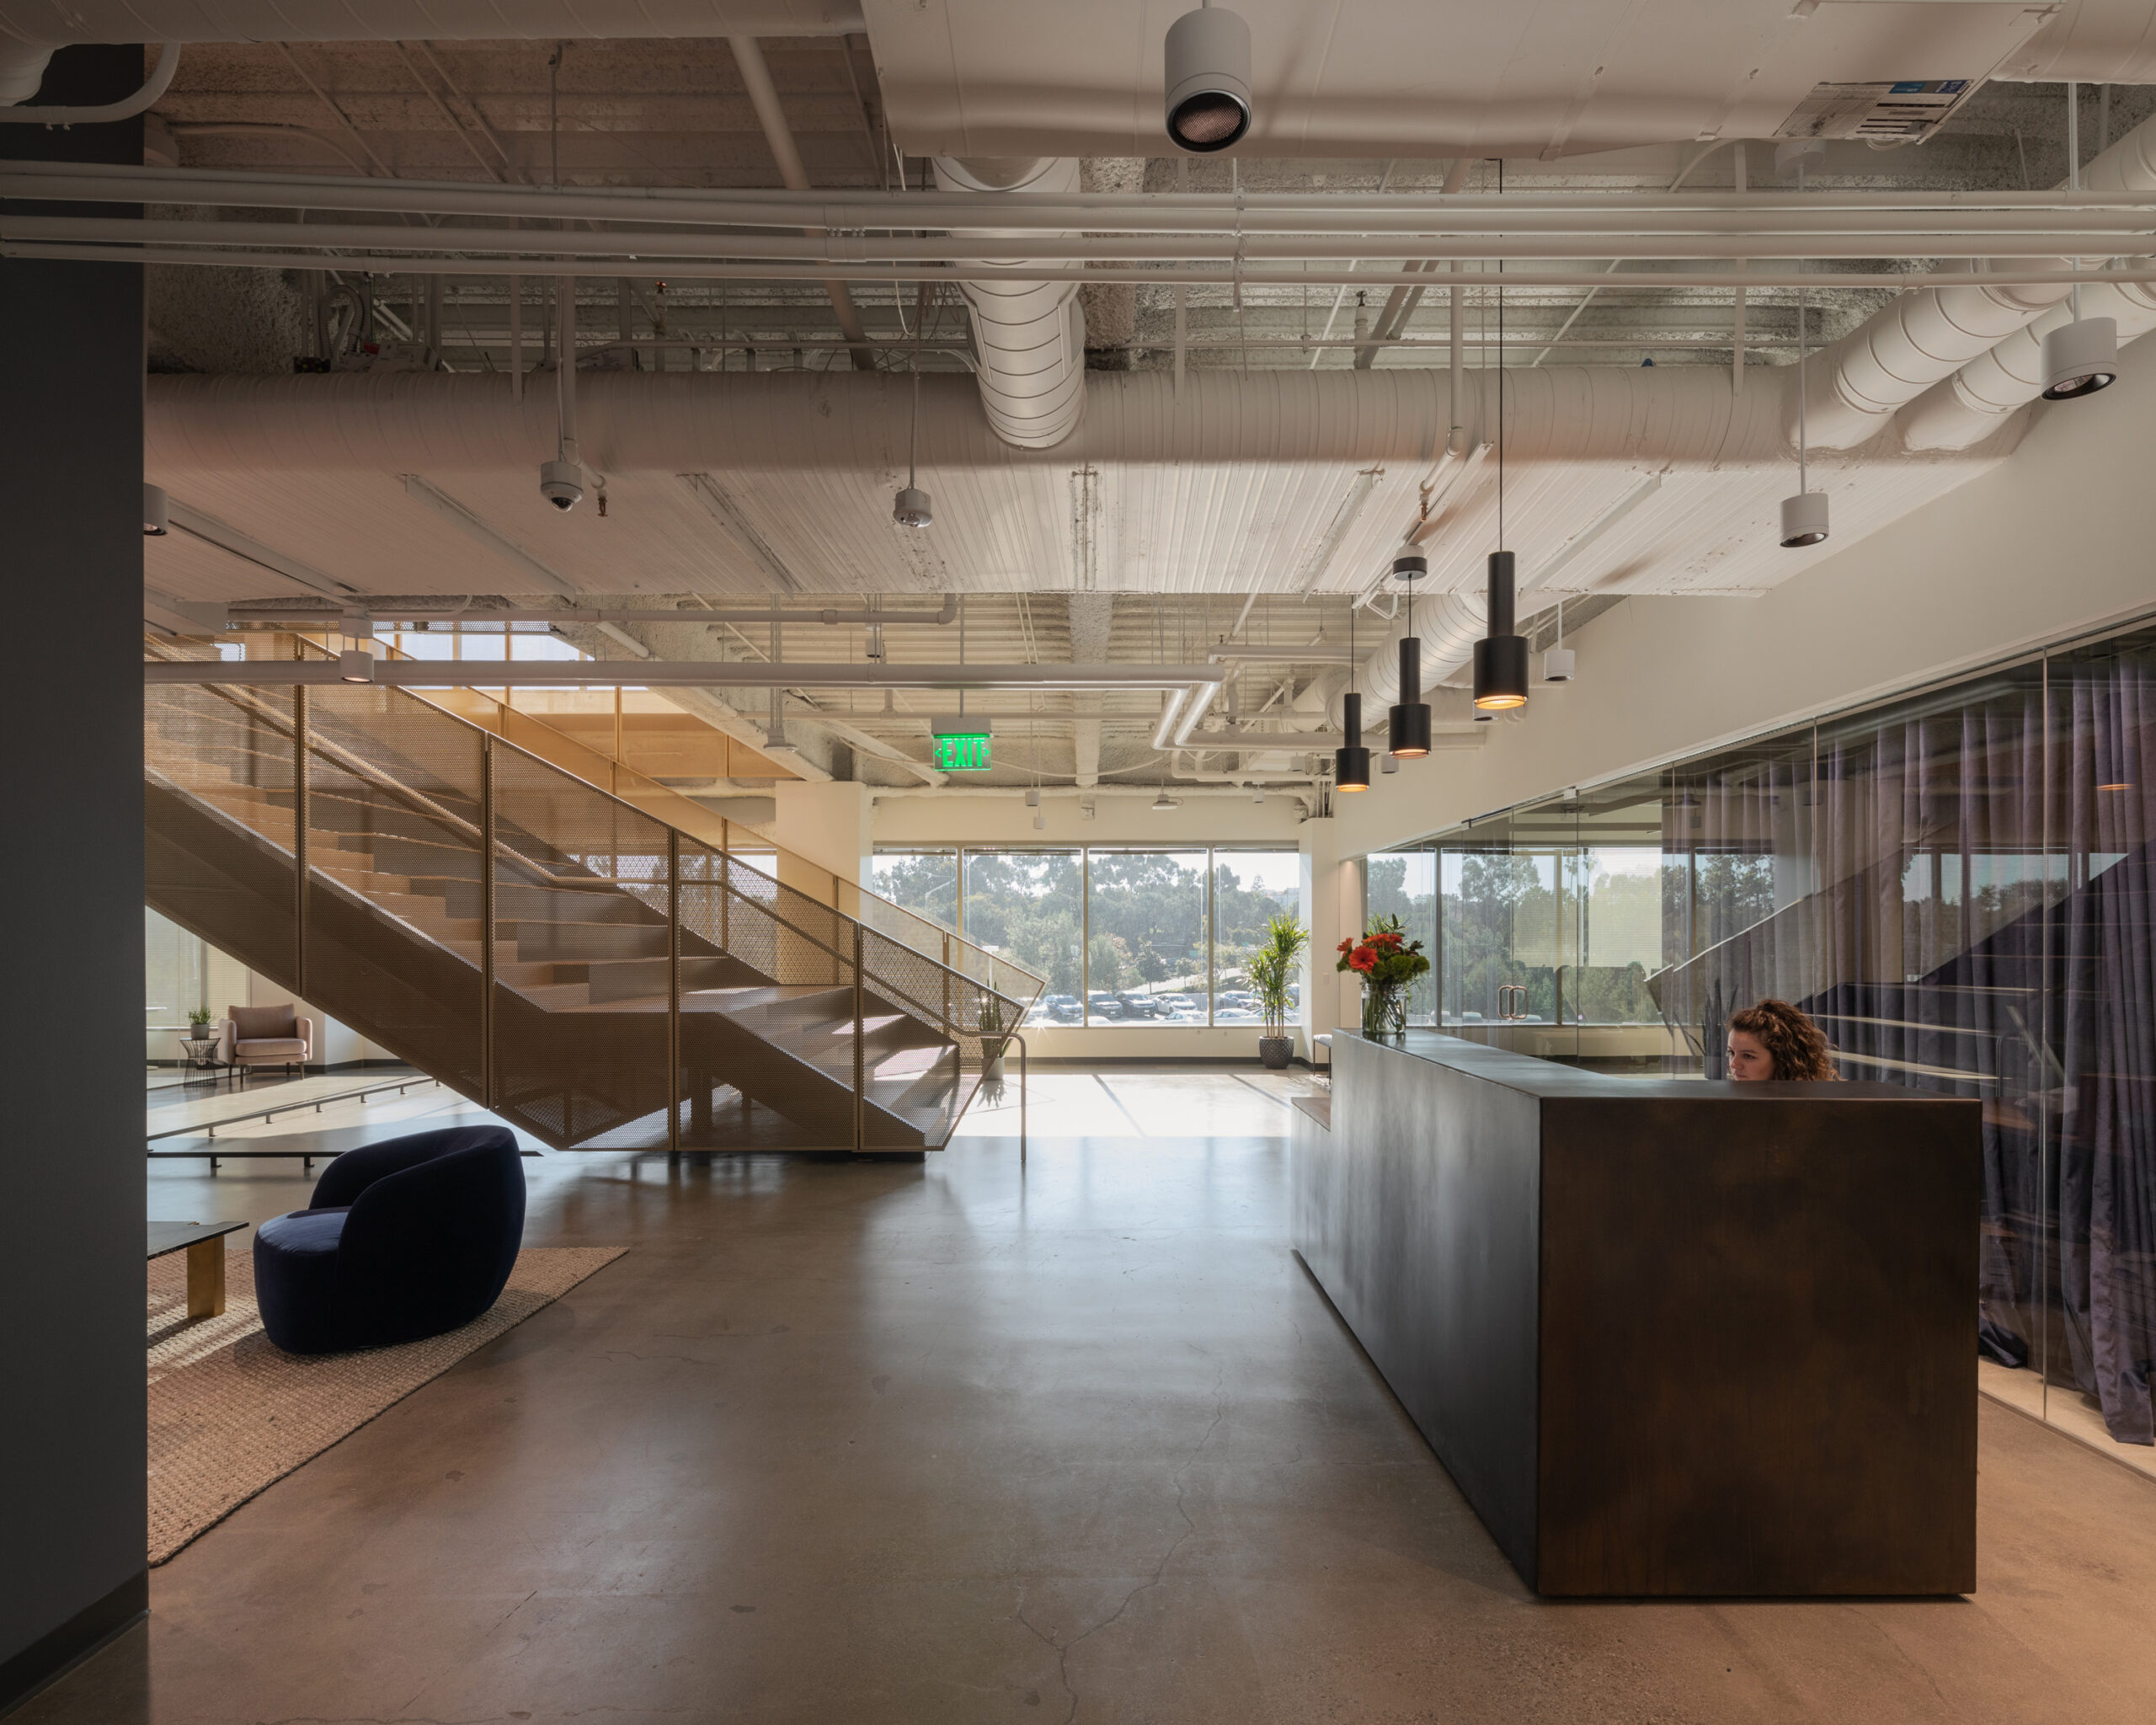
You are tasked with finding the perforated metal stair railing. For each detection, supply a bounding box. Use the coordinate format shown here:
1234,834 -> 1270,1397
142,666 -> 1039,1153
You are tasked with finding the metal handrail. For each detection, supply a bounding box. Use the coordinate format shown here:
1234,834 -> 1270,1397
147,661 -> 1029,1026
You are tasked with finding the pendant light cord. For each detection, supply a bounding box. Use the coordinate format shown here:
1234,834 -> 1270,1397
908,286 -> 924,489
1796,160 -> 1807,495
1496,158 -> 1505,548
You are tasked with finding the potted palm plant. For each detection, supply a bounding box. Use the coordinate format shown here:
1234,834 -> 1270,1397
1249,911 -> 1309,1070
979,992 -> 1010,1090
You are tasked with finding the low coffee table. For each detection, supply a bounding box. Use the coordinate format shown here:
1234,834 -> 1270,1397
147,1220 -> 248,1321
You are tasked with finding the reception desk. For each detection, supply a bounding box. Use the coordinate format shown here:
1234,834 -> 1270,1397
1292,1031 -> 1979,1597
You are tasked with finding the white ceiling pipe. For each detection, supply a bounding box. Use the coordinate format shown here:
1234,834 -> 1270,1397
33,229 -> 2156,295
27,160 -> 2156,226
26,210 -> 2156,268
931,157 -> 1086,449
145,660 -> 1225,691
0,3 -> 857,47
1801,104 -> 2156,449
229,600 -> 959,627
147,365 -> 1821,478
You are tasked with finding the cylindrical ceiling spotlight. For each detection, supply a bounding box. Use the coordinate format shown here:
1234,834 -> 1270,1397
893,485 -> 932,528
1387,553 -> 1432,756
1380,751 -> 1400,775
2041,315 -> 2118,400
1165,5 -> 1252,152
1472,551 -> 1529,712
1780,490 -> 1830,547
1335,691 -> 1371,792
143,482 -> 168,537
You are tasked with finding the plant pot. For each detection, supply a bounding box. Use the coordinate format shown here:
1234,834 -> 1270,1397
1257,1035 -> 1293,1070
981,1051 -> 1007,1084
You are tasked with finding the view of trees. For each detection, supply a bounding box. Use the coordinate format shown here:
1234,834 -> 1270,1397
872,847 -> 1300,1026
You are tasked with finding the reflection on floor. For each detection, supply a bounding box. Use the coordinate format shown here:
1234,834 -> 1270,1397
957,1065 -> 1325,1140
1979,1356 -> 2156,1483
29,1065 -> 2152,1722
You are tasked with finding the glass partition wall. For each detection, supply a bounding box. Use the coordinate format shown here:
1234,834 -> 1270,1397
1374,621 -> 2156,1476
873,846 -> 1304,1028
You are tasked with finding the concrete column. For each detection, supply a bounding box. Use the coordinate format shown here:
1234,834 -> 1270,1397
0,45 -> 150,1711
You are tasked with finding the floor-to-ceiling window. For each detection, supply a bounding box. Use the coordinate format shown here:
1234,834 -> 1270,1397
1209,850 -> 1302,1023
963,850 -> 1084,1019
872,849 -> 960,932
869,846 -> 1308,1029
1371,617 -> 2156,1477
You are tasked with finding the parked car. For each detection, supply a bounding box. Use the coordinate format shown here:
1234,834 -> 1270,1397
1086,991 -> 1127,1021
1042,994 -> 1082,1023
1116,992 -> 1167,1020
1156,993 -> 1204,1020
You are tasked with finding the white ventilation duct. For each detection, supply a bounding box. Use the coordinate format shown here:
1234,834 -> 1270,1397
1888,109 -> 2156,451
929,156 -> 1087,450
1801,103 -> 2156,451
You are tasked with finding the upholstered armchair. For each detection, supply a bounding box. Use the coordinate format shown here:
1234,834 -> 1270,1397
253,1126 -> 527,1354
217,1002 -> 312,1076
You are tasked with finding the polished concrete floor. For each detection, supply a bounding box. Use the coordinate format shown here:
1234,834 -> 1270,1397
24,1072 -> 2156,1722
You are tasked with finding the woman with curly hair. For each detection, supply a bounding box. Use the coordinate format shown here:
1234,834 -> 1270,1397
1724,998 -> 1838,1081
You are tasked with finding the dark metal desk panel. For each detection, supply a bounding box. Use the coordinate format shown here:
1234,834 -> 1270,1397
1293,1030 -> 1979,1598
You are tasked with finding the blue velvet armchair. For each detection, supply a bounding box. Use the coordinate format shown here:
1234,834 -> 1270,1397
253,1125 -> 526,1354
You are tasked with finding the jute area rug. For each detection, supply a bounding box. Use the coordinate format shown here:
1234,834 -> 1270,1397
147,1244 -> 624,1564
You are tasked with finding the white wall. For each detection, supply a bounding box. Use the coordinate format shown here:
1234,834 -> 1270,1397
1331,351 -> 2156,862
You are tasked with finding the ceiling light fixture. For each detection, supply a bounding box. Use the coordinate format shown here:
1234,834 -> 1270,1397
1543,595 -> 1576,682
1335,601 -> 1371,791
1164,4 -> 1252,154
1474,206 -> 1530,713
1152,790 -> 1180,811
142,482 -> 168,537
1780,155 -> 1828,547
1388,553 -> 1433,756
2044,83 -> 2120,403
894,284 -> 933,526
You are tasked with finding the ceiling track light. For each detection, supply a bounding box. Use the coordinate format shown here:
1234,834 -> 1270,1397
1543,595 -> 1575,682
1781,155 -> 1830,549
1387,553 -> 1432,757
1164,5 -> 1252,153
2042,313 -> 2118,399
2046,81 -> 2120,403
337,649 -> 375,685
142,481 -> 168,537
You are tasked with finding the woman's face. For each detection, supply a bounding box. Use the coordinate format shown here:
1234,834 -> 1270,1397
1726,1030 -> 1776,1081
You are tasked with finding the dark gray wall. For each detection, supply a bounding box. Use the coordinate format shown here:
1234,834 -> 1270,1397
0,45 -> 150,1711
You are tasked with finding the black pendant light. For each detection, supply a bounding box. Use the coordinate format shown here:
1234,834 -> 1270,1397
1474,196 -> 1530,713
1388,553 -> 1433,756
1335,602 -> 1370,791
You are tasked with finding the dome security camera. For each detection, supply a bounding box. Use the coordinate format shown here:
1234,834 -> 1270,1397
1165,6 -> 1252,153
893,485 -> 933,528
539,459 -> 584,511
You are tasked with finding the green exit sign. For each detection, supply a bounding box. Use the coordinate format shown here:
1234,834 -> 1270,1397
934,730 -> 993,772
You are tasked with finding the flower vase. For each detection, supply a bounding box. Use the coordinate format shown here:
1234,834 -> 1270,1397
1362,982 -> 1407,1039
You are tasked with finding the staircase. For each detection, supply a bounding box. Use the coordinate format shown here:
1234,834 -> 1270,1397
143,672 -> 1037,1152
